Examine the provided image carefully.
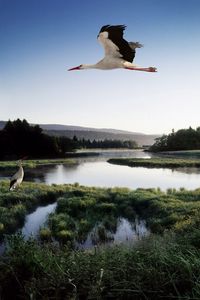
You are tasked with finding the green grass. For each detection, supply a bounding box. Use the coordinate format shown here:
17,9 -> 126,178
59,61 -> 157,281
0,181 -> 79,235
108,157 -> 200,168
1,182 -> 200,298
42,185 -> 200,245
1,232 -> 200,299
1,180 -> 200,240
0,158 -> 77,170
161,150 -> 200,157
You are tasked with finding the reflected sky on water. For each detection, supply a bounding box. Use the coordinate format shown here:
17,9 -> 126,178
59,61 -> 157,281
1,150 -> 200,190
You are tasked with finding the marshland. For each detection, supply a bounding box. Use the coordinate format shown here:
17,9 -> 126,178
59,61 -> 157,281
1,150 -> 200,299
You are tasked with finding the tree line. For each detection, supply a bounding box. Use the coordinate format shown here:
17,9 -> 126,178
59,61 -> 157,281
0,119 -> 138,159
150,127 -> 200,152
72,136 -> 137,149
0,119 -> 75,159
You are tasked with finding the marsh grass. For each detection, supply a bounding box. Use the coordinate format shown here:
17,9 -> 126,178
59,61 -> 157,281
34,184 -> 200,249
1,182 -> 200,298
0,158 -> 76,170
1,180 -> 200,241
1,232 -> 200,299
0,180 -> 74,235
108,157 -> 200,168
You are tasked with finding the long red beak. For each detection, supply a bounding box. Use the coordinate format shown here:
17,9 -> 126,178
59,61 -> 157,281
68,66 -> 81,71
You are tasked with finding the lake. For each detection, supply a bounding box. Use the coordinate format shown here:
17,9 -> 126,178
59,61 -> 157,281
1,149 -> 200,190
1,149 -> 200,247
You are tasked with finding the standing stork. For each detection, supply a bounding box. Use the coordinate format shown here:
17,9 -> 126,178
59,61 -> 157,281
9,159 -> 24,191
68,25 -> 157,72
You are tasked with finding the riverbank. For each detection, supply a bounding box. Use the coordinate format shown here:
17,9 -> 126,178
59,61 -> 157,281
157,149 -> 200,158
0,158 -> 77,170
1,181 -> 200,236
1,182 -> 200,298
108,157 -> 200,168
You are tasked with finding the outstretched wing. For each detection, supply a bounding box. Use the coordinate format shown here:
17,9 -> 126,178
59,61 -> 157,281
98,25 -> 136,62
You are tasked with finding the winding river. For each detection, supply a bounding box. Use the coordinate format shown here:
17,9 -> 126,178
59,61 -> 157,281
1,149 -> 200,248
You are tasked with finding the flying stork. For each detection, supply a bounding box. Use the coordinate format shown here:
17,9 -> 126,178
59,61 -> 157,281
68,25 -> 157,72
9,159 -> 24,191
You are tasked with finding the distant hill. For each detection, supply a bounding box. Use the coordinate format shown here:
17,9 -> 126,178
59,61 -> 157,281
45,130 -> 159,146
36,124 -> 143,135
0,121 -> 160,146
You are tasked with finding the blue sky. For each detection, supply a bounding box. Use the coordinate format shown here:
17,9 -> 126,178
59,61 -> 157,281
1,0 -> 200,134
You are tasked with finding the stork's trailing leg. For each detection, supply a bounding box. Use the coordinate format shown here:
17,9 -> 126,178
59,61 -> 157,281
125,66 -> 157,72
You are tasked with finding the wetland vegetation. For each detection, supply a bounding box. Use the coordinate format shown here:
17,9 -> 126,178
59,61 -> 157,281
108,157 -> 200,168
0,158 -> 76,171
1,181 -> 200,298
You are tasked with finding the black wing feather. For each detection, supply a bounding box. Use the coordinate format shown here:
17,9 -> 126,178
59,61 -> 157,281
99,25 -> 135,62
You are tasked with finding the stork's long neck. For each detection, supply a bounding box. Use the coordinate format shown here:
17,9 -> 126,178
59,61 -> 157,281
19,165 -> 24,175
18,160 -> 23,172
82,63 -> 98,69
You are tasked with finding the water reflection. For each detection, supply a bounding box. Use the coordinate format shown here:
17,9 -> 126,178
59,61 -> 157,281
29,163 -> 200,190
1,150 -> 200,190
20,203 -> 57,239
19,201 -> 149,249
78,218 -> 149,249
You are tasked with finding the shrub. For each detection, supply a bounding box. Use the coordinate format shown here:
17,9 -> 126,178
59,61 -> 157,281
40,228 -> 52,240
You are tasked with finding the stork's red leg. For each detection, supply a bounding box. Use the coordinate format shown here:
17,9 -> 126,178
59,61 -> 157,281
125,67 -> 157,72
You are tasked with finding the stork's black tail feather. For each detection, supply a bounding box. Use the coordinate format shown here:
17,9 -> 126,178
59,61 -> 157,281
129,42 -> 143,49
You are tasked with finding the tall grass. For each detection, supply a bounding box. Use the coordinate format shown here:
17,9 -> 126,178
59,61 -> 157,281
1,233 -> 200,299
1,182 -> 200,298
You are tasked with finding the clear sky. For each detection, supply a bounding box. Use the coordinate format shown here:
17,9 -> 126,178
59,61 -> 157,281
0,0 -> 200,134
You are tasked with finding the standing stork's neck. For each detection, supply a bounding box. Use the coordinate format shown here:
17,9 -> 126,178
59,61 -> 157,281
17,160 -> 23,167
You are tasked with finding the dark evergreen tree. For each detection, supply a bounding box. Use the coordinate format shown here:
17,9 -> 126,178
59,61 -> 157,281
150,127 -> 200,152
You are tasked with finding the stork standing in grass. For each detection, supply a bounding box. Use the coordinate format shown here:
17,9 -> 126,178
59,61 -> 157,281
68,25 -> 157,72
9,159 -> 24,191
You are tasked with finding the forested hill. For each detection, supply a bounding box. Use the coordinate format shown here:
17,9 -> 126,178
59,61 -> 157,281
150,127 -> 200,152
45,130 -> 159,146
0,121 -> 159,146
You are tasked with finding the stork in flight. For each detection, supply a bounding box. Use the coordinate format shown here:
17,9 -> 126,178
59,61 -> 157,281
68,25 -> 157,72
9,159 -> 24,191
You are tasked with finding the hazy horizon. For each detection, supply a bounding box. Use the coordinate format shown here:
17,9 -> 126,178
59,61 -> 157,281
0,119 -> 161,135
1,0 -> 200,134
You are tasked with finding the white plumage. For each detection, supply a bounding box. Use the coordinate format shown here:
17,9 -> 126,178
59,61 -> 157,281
9,160 -> 24,191
68,25 -> 157,72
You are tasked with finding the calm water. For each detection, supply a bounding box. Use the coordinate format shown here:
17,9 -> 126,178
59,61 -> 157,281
1,150 -> 200,190
78,217 -> 150,249
20,203 -> 57,239
27,149 -> 200,190
19,203 -> 149,248
1,149 -> 200,250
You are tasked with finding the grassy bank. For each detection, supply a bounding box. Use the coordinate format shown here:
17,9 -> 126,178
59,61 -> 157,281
41,185 -> 200,243
1,182 -> 200,298
1,181 -> 200,239
108,157 -> 200,168
0,158 -> 76,170
0,181 -> 77,235
158,150 -> 200,158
